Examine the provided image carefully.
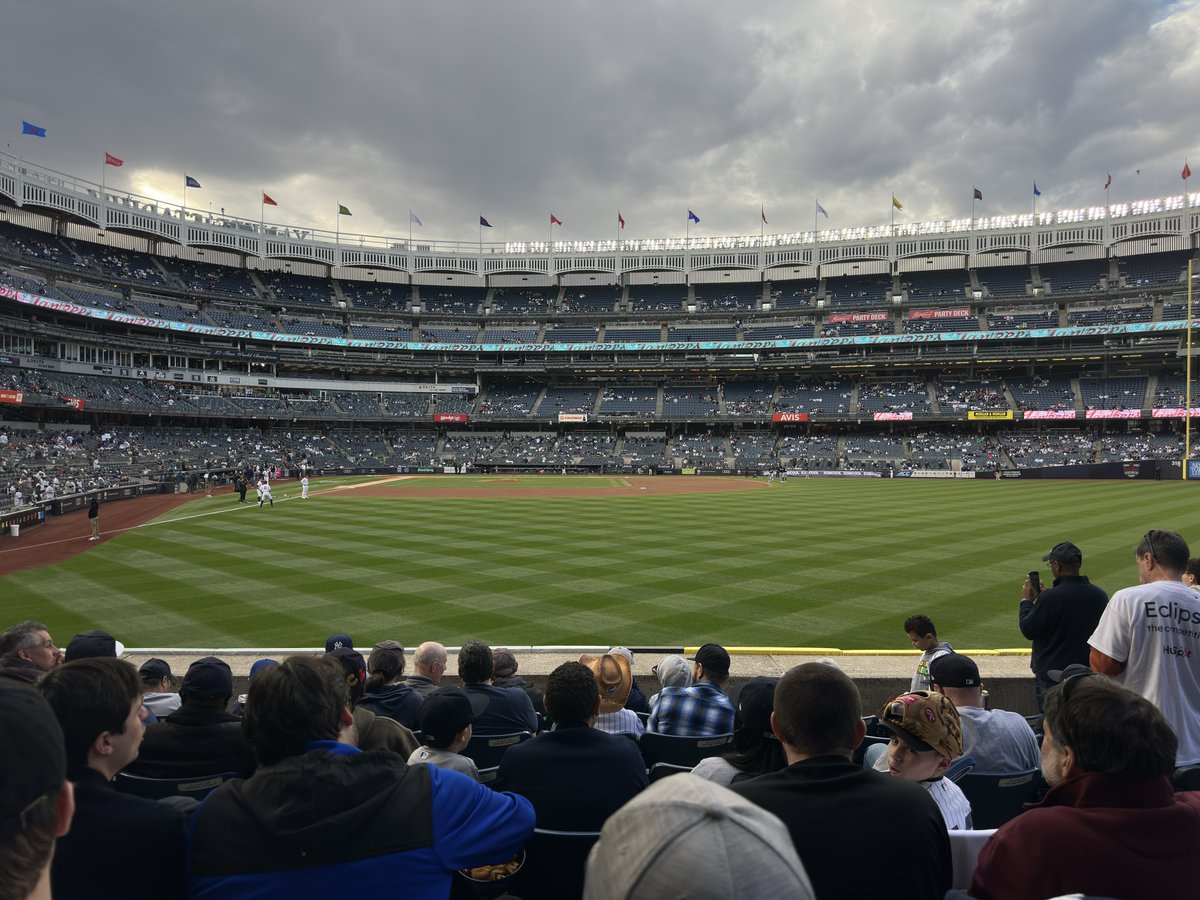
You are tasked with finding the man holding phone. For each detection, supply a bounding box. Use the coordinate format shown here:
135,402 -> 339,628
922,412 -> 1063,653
1018,541 -> 1108,712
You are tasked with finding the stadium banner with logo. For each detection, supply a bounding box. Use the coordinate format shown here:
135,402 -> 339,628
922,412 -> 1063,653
787,469 -> 882,478
826,312 -> 889,324
1023,410 -> 1077,419
1189,461 -> 1200,480
907,308 -> 971,320
907,470 -> 976,479
873,412 -> 913,420
558,413 -> 588,422
966,410 -> 1013,421
63,397 -> 85,410
0,389 -> 22,404
433,413 -> 468,423
772,412 -> 810,423
1152,408 -> 1200,418
1085,409 -> 1140,419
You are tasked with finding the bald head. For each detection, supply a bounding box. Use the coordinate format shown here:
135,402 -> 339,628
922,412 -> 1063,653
413,642 -> 447,681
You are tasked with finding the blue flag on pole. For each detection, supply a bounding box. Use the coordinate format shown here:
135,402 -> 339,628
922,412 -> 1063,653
409,211 -> 422,227
22,121 -> 46,137
185,175 -> 201,188
1033,182 -> 1041,197
816,200 -> 829,219
687,209 -> 700,224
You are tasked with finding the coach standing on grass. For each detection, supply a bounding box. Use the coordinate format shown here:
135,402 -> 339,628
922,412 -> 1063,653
1018,541 -> 1108,712
87,497 -> 99,541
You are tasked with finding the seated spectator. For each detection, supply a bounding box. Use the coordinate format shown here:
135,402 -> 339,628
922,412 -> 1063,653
0,685 -> 75,900
188,656 -> 535,897
228,658 -> 277,716
0,620 -> 61,685
138,658 -> 181,719
408,686 -> 488,780
357,640 -> 421,729
928,653 -> 1040,774
608,646 -> 650,714
403,641 -> 447,697
647,643 -> 734,736
583,773 -> 814,900
584,652 -> 644,737
459,640 -> 538,734
125,656 -> 254,779
492,646 -> 545,714
692,676 -> 786,785
877,690 -> 972,830
63,630 -> 124,662
327,647 -> 418,757
970,673 -> 1200,900
731,663 -> 951,900
496,661 -> 647,830
37,658 -> 186,899
648,654 -> 692,709
324,631 -> 353,653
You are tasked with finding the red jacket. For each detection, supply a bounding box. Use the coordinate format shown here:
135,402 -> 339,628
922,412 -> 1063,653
970,772 -> 1200,900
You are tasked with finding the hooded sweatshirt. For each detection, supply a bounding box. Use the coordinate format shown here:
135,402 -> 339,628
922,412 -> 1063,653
188,744 -> 534,898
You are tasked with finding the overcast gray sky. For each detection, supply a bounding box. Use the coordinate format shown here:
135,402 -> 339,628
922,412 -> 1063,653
3,0 -> 1197,244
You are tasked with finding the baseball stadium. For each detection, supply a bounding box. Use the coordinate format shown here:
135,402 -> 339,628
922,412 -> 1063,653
1,149 -> 1198,654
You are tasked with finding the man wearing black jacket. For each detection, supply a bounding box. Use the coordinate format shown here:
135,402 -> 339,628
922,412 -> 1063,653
1018,541 -> 1109,711
37,657 -> 186,900
126,656 -> 254,779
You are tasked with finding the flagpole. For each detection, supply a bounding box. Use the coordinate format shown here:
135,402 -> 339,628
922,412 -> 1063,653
813,200 -> 818,269
336,204 -> 340,246
408,210 -> 413,253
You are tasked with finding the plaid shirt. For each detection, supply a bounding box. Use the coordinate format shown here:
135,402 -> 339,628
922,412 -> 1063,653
646,681 -> 734,737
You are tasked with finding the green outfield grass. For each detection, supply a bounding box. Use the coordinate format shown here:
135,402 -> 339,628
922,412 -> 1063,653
2,476 -> 1198,650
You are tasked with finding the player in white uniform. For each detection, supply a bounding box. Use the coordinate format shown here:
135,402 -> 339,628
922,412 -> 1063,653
257,479 -> 273,508
300,475 -> 309,499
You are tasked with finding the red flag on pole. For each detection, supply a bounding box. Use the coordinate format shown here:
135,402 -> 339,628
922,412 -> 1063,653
550,214 -> 562,225
262,193 -> 278,206
1185,161 -> 1193,180
104,153 -> 124,167
618,211 -> 625,229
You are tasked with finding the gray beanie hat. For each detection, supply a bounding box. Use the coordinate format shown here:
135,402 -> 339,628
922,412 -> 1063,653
582,774 -> 814,900
652,654 -> 693,689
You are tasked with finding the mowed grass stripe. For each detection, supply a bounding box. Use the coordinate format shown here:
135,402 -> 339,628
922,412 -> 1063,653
3,478 -> 1199,648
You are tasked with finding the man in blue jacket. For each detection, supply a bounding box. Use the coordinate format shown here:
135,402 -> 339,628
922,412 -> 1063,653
187,655 -> 535,899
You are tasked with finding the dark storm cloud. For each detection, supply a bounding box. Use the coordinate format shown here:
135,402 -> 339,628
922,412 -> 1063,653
2,0 -> 1196,242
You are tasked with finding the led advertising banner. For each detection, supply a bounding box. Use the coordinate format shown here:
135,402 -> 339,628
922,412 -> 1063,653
966,410 -> 1013,421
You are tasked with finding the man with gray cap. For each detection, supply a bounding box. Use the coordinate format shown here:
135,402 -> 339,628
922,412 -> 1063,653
0,685 -> 76,900
1018,540 -> 1108,711
583,774 -> 814,900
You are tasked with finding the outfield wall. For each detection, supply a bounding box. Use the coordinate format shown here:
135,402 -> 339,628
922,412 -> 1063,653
981,459 -> 1182,480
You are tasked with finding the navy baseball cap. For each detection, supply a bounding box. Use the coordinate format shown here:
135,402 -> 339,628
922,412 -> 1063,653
325,632 -> 354,653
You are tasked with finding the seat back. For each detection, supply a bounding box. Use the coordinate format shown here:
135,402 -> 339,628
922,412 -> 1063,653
648,762 -> 692,782
956,769 -> 1039,829
948,828 -> 996,890
113,771 -> 241,802
853,734 -> 892,768
508,828 -> 602,900
639,731 -> 733,770
462,731 -> 532,769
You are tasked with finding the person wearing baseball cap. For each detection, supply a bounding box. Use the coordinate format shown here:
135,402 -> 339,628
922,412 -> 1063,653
138,658 -> 181,719
583,773 -> 815,900
647,643 -> 734,737
1018,540 -> 1109,712
928,653 -> 1040,776
63,630 -> 125,662
877,690 -> 972,830
324,632 -> 354,653
326,647 -> 419,758
127,657 -> 254,780
408,686 -> 490,780
0,685 -> 75,900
